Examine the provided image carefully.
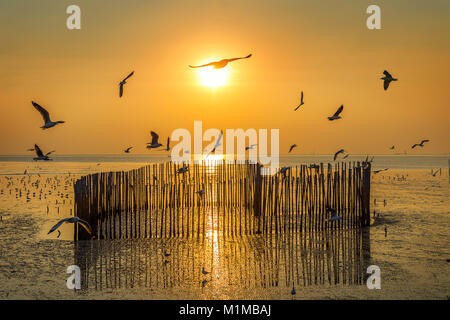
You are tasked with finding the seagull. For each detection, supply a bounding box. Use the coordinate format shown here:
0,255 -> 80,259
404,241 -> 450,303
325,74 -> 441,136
288,144 -> 297,153
373,168 -> 389,174
431,168 -> 440,177
31,101 -> 65,129
48,217 -> 92,236
411,140 -> 430,149
189,54 -> 252,69
159,137 -> 170,152
33,144 -> 53,161
328,105 -> 344,121
294,91 -> 304,111
205,130 -> 223,159
147,131 -> 163,149
124,147 -> 133,153
390,145 -> 395,150
342,154 -> 349,159
326,206 -> 342,222
119,71 -> 134,98
202,267 -> 209,275
333,149 -> 345,161
381,70 -> 397,90
246,144 -> 257,151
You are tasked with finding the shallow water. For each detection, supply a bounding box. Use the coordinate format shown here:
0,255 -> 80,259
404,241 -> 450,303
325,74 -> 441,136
0,156 -> 449,299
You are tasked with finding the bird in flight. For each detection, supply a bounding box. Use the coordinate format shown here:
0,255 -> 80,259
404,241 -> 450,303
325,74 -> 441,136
202,267 -> 210,275
381,70 -> 397,90
32,101 -> 65,129
342,154 -> 349,159
411,139 -> 430,149
147,131 -> 163,149
294,91 -> 305,111
289,144 -> 297,153
333,149 -> 345,161
246,144 -> 257,151
189,54 -> 252,69
33,144 -> 54,161
48,217 -> 92,236
205,130 -> 223,159
390,145 -> 395,150
119,71 -> 134,97
328,105 -> 344,121
124,146 -> 133,153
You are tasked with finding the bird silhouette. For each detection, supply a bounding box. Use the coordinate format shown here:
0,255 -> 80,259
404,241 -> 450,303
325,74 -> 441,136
32,101 -> 65,129
119,71 -> 134,97
294,91 -> 304,111
33,144 -> 53,161
381,70 -> 397,90
48,217 -> 92,236
124,146 -> 133,153
147,131 -> 163,149
189,54 -> 252,69
289,144 -> 297,153
411,140 -> 430,149
333,149 -> 345,161
328,105 -> 344,121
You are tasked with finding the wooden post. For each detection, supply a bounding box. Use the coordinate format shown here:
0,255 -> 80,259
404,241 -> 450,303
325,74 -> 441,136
253,163 -> 263,234
361,162 -> 371,226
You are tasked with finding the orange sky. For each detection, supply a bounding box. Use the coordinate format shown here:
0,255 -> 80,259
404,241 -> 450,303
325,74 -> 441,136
0,0 -> 449,155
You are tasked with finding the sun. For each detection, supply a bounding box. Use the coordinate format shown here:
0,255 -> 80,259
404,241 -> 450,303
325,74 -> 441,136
198,67 -> 229,88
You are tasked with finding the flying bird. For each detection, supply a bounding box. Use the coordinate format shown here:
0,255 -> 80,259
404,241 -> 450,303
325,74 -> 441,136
333,149 -> 345,161
189,54 -> 252,69
246,144 -> 257,151
289,144 -> 297,153
381,70 -> 397,90
390,145 -> 395,150
205,130 -> 223,159
328,105 -> 344,121
48,217 -> 92,236
411,140 -> 430,149
119,71 -> 134,97
294,91 -> 304,111
147,131 -> 163,149
31,101 -> 65,129
124,147 -> 133,153
202,267 -> 210,275
342,154 -> 349,159
33,144 -> 53,161
373,168 -> 389,174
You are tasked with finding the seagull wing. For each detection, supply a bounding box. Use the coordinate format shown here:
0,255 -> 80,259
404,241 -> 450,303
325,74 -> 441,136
411,144 -> 418,149
32,101 -> 51,123
167,137 -> 170,149
48,217 -> 72,234
34,144 -> 44,157
384,79 -> 390,90
119,83 -> 124,97
227,54 -> 252,62
77,219 -> 93,235
301,91 -> 303,103
151,131 -> 160,145
189,61 -> 216,68
45,150 -> 55,156
383,70 -> 392,78
333,105 -> 344,117
122,71 -> 134,82
421,139 -> 430,144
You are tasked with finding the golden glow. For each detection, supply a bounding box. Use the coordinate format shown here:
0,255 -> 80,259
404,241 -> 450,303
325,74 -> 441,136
198,67 -> 229,88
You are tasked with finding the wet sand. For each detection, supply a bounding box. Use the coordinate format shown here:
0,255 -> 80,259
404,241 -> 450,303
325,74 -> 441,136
0,161 -> 449,299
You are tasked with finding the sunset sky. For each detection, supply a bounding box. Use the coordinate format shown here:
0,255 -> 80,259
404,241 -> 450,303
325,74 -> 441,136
1,0 -> 449,155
